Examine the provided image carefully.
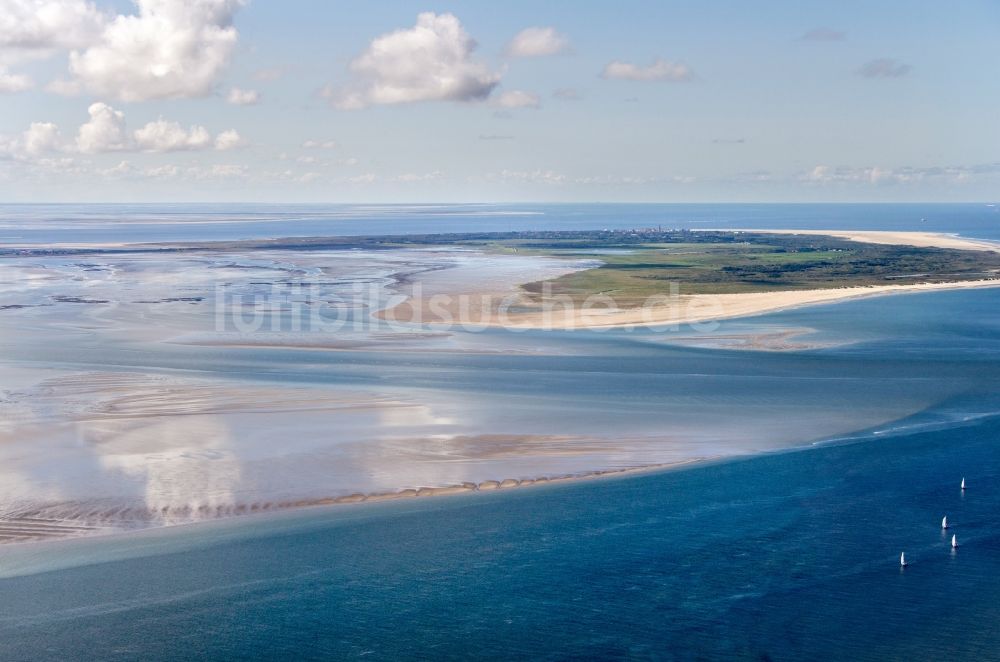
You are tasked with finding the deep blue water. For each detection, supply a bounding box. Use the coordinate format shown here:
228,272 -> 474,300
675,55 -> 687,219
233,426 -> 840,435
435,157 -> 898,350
2,203 -> 1000,659
0,410 -> 997,661
2,202 -> 999,244
0,287 -> 999,660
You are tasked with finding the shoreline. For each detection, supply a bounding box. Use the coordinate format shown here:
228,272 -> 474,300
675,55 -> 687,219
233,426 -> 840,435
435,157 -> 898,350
724,229 -> 1000,252
380,277 -> 1000,331
5,227 -> 998,547
377,229 -> 1000,330
0,459 -> 709,546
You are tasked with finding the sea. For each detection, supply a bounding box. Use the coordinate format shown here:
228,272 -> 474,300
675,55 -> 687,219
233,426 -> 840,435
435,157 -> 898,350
0,203 -> 999,660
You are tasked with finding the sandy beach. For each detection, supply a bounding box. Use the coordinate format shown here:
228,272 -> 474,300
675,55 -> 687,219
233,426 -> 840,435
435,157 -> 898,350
2,227 -> 996,543
383,278 -> 1000,330
737,229 -> 1000,252
380,230 -> 1000,330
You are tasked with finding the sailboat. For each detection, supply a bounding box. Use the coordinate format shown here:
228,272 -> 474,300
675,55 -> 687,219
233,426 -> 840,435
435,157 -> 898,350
900,552 -> 908,567
942,515 -> 949,529
951,535 -> 959,549
961,477 -> 966,491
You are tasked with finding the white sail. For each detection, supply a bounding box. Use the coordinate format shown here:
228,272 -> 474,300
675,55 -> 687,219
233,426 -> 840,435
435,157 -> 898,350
951,534 -> 958,548
942,515 -> 948,529
900,552 -> 907,566
961,477 -> 966,490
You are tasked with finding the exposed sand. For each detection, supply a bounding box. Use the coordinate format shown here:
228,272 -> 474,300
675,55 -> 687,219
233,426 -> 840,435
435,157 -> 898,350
382,278 -> 1000,330
0,459 -> 708,544
661,328 -> 833,352
3,229 -> 996,544
738,229 -> 1000,252
379,229 -> 1000,330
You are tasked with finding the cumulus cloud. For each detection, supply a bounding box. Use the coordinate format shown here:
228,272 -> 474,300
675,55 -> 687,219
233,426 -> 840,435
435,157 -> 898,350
303,139 -> 337,149
601,58 -> 693,82
57,0 -> 247,101
226,86 -> 259,105
196,163 -> 247,178
506,26 -> 569,57
477,169 -> 699,187
805,164 -> 911,185
0,0 -> 108,51
857,58 -> 911,78
800,27 -> 846,41
0,68 -> 33,92
214,129 -> 245,150
494,89 -> 541,109
133,119 -> 213,152
0,102 -> 242,155
495,169 -> 567,184
22,122 -> 62,155
394,171 -> 442,182
76,101 -> 131,152
0,123 -> 64,159
331,12 -> 501,109
799,164 -> 970,185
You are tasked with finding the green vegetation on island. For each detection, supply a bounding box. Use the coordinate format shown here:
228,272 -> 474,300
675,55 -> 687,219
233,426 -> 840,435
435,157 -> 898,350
6,229 -> 999,303
441,230 -> 1000,301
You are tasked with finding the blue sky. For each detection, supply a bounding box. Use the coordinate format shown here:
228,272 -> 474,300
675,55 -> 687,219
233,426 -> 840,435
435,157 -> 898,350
0,0 -> 998,202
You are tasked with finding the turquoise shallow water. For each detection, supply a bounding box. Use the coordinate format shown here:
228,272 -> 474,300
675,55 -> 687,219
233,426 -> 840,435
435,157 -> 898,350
2,204 -> 1000,659
0,287 -> 999,660
0,408 -> 997,660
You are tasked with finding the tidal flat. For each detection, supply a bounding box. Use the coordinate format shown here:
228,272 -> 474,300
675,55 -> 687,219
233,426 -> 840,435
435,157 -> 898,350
1,227 -> 998,541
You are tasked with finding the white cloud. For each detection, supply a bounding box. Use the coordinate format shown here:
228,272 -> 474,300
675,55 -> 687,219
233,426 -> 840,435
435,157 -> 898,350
394,171 -> 442,182
134,119 -> 212,152
214,129 -> 245,150
302,139 -> 337,149
76,101 -> 131,152
0,122 -> 62,159
3,102 -> 244,155
601,58 -> 693,82
0,67 -> 32,92
187,163 -> 248,179
59,0 -> 246,101
496,169 -> 567,184
100,159 -> 136,177
226,86 -> 259,105
480,170 -> 700,187
803,165 -> 923,185
22,122 -> 61,155
857,58 -> 911,79
494,89 -> 541,109
332,12 -> 501,109
506,27 -> 569,58
146,163 -> 179,178
0,0 -> 108,51
207,163 -> 247,178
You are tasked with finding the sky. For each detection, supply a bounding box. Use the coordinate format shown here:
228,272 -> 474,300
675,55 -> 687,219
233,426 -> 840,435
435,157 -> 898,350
0,0 -> 998,203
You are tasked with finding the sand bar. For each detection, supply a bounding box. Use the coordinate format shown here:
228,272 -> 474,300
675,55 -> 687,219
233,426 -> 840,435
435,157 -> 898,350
734,229 -> 1000,252
380,230 -> 1000,330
